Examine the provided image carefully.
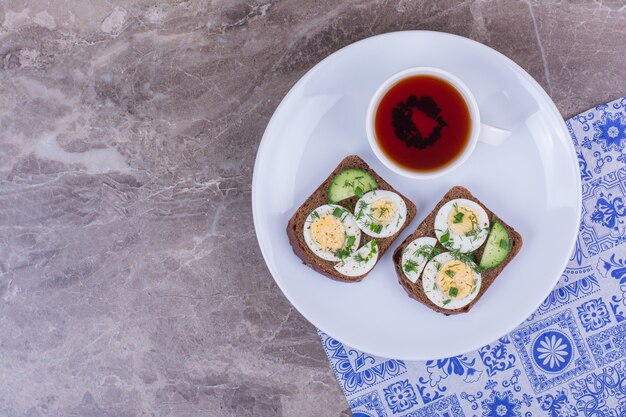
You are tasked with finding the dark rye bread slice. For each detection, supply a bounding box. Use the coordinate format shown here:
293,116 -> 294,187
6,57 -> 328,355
287,155 -> 417,282
393,186 -> 522,314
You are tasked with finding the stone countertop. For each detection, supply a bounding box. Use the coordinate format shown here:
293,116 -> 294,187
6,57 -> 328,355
1,1 -> 625,416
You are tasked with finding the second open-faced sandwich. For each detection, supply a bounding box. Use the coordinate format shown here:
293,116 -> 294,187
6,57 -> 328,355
393,186 -> 523,315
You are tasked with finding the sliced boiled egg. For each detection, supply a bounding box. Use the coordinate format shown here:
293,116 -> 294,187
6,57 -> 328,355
422,252 -> 482,310
303,204 -> 361,261
401,236 -> 439,283
434,198 -> 489,253
334,240 -> 378,277
354,190 -> 407,238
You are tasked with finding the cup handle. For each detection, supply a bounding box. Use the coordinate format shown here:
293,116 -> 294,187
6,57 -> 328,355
478,123 -> 511,146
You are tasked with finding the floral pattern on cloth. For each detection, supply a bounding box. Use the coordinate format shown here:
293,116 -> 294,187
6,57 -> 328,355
319,96 -> 626,416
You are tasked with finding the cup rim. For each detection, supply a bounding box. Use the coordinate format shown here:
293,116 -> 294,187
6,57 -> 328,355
366,66 -> 481,180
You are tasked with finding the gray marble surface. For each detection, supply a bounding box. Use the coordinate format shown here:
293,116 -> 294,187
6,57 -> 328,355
1,1 -> 625,416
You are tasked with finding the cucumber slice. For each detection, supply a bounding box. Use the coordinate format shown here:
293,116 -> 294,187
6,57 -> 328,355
479,220 -> 511,269
328,168 -> 377,203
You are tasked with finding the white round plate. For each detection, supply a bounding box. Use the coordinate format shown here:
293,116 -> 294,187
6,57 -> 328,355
252,31 -> 581,360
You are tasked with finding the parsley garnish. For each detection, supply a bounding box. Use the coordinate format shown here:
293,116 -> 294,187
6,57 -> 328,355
354,186 -> 364,198
445,269 -> 455,278
452,211 -> 464,224
449,287 -> 458,297
370,223 -> 383,234
332,207 -> 345,218
311,210 -> 320,219
434,261 -> 441,271
443,299 -> 451,305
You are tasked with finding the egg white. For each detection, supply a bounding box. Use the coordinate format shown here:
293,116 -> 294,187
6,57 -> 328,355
334,240 -> 379,277
303,204 -> 361,261
422,252 -> 482,310
401,236 -> 438,283
354,190 -> 408,238
434,198 -> 489,253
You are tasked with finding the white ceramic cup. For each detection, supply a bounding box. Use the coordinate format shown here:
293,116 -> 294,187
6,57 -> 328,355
366,67 -> 510,180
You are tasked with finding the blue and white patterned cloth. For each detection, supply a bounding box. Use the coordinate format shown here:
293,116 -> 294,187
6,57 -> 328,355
319,96 -> 626,417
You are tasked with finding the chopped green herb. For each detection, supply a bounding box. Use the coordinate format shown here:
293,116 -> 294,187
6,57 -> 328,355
434,261 -> 441,271
311,210 -> 320,219
354,253 -> 366,263
439,229 -> 454,249
443,299 -> 451,305
332,207 -> 345,218
445,269 -> 456,278
464,215 -> 483,241
413,244 -> 442,261
342,176 -> 368,198
449,287 -> 458,297
404,260 -> 419,274
371,240 -> 378,254
499,238 -> 509,249
369,223 -> 383,234
356,201 -> 368,220
374,205 -> 390,217
334,235 -> 356,260
351,241 -> 377,263
432,283 -> 437,290
448,249 -> 485,274
452,211 -> 464,224
396,214 -> 403,227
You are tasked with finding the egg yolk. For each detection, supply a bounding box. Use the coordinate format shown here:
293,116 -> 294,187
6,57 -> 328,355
436,260 -> 475,299
370,198 -> 396,224
448,206 -> 478,235
310,215 -> 346,251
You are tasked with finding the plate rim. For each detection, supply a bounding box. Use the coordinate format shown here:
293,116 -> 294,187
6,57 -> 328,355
251,30 -> 582,360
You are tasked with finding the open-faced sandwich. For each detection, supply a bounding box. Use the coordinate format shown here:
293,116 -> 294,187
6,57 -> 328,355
393,186 -> 522,314
287,155 -> 417,282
